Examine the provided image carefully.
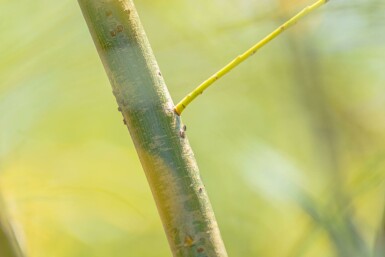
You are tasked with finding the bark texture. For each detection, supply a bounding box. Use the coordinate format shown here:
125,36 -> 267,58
78,1 -> 228,256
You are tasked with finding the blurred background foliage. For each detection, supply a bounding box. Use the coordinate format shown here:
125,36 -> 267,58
1,0 -> 385,256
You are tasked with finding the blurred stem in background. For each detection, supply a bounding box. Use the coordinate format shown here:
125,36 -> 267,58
77,0 -> 228,256
283,10 -> 370,257
0,194 -> 24,257
374,206 -> 385,257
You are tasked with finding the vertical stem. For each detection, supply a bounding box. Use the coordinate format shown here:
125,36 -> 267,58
0,196 -> 24,257
374,205 -> 385,257
77,1 -> 228,256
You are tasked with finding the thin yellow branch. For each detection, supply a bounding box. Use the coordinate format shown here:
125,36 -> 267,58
174,0 -> 329,115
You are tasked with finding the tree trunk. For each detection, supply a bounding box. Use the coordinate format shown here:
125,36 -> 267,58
77,1 -> 228,256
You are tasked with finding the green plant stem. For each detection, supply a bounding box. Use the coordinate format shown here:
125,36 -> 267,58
77,1 -> 228,256
374,205 -> 385,257
174,0 -> 329,115
0,196 -> 24,257
0,223 -> 23,257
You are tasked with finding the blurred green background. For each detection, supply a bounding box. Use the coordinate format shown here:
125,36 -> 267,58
1,0 -> 385,256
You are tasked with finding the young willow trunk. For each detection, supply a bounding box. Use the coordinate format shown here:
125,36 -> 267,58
77,1 -> 228,256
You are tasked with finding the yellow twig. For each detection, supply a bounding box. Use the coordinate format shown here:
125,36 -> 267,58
174,0 -> 329,115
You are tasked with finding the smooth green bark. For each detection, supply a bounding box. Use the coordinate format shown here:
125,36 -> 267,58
78,1 -> 228,256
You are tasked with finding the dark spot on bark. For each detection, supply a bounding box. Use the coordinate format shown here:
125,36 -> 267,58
125,9 -> 131,15
158,71 -> 162,76
117,25 -> 124,32
110,30 -> 116,37
197,248 -> 204,253
184,235 -> 194,246
179,124 -> 186,138
199,188 -> 203,193
123,119 -> 127,125
118,106 -> 122,112
105,10 -> 112,17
